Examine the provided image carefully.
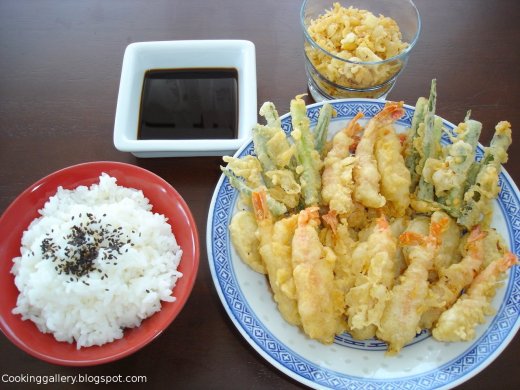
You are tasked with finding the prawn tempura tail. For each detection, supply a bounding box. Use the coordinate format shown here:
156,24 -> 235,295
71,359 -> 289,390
347,112 -> 365,135
466,251 -> 517,297
344,112 -> 365,153
467,225 -> 486,242
321,210 -> 338,236
374,101 -> 405,125
399,217 -> 448,248
252,190 -> 270,222
297,206 -> 320,228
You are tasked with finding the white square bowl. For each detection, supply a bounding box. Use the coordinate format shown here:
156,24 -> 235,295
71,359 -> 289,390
113,40 -> 257,157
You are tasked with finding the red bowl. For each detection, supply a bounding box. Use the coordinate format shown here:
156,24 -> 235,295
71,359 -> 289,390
0,161 -> 200,366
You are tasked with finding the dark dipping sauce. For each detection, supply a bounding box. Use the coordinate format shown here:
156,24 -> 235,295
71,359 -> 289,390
138,68 -> 238,140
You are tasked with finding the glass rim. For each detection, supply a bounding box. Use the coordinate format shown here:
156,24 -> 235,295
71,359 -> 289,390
300,0 -> 422,66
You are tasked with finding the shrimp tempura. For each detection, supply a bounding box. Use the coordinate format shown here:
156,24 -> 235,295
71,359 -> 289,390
377,217 -> 448,354
321,112 -> 363,215
292,207 -> 346,343
432,252 -> 517,342
345,215 -> 398,340
420,226 -> 486,329
353,101 -> 404,209
252,190 -> 301,326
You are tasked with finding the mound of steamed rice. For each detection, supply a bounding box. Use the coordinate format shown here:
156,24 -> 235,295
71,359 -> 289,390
10,173 -> 183,349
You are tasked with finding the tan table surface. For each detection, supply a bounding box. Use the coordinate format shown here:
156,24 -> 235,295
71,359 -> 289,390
1,0 -> 519,388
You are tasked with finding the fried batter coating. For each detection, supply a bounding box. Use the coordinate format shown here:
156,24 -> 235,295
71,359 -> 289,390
223,92 -> 516,355
432,252 -> 517,342
229,211 -> 265,274
292,207 -> 346,343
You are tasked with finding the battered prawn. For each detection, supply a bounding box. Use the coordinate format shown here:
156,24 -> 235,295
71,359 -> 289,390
431,211 -> 462,273
321,112 -> 363,215
272,214 -> 300,322
433,252 -> 517,342
400,216 -> 430,266
376,217 -> 448,355
375,126 -> 411,217
344,215 -> 398,340
229,210 -> 265,274
389,216 -> 410,277
252,190 -> 301,326
420,226 -> 486,329
481,228 -> 508,268
292,207 -> 346,343
353,101 -> 405,209
321,211 -> 356,295
325,112 -> 363,161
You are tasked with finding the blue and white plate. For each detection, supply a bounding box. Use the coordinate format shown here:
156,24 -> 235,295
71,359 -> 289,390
207,99 -> 520,389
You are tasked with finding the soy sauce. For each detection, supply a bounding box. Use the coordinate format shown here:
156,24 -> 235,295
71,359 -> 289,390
137,68 -> 238,140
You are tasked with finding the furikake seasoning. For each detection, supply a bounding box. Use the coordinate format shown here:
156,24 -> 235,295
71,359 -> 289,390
40,212 -> 131,280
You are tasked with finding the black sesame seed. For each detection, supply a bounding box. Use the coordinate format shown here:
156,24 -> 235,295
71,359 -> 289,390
39,213 -> 133,280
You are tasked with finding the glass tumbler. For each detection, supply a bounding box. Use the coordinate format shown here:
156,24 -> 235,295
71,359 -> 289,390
301,0 -> 421,101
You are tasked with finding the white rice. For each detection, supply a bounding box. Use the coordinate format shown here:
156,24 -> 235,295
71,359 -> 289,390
11,173 -> 183,349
